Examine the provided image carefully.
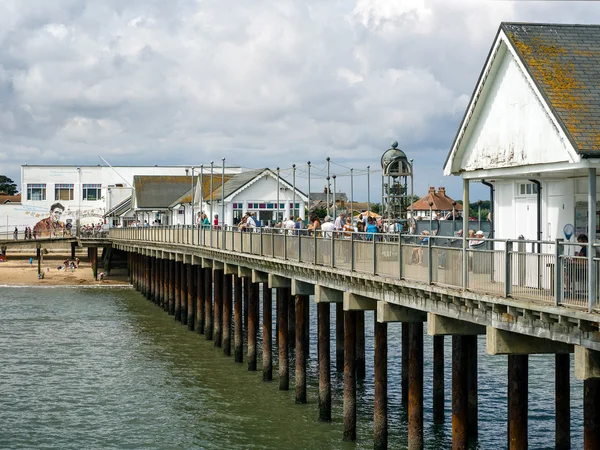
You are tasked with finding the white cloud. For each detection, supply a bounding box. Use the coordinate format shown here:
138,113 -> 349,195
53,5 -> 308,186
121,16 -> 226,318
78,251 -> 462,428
0,0 -> 599,200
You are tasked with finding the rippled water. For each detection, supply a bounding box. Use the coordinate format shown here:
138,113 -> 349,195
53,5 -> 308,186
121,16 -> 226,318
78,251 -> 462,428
0,287 -> 584,449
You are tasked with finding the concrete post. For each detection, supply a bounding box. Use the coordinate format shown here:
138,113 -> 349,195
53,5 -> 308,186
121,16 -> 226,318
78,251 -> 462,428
555,353 -> 570,450
262,284 -> 273,381
318,302 -> 331,422
234,274 -> 243,362
452,335 -> 468,449
584,379 -> 600,450
278,287 -> 289,390
174,261 -> 181,321
204,267 -> 213,340
196,266 -> 205,334
336,302 -> 344,372
508,355 -> 528,450
408,322 -> 424,450
295,294 -> 308,404
356,310 -> 366,380
343,310 -> 357,442
374,318 -> 388,450
222,273 -> 232,356
248,281 -> 259,370
213,268 -> 224,347
433,335 -> 445,425
187,263 -> 195,330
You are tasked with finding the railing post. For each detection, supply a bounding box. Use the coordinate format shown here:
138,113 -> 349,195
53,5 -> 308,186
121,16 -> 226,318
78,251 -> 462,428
331,233 -> 335,269
271,228 -> 275,257
314,231 -> 318,265
555,239 -> 563,306
351,232 -> 355,272
250,228 -> 253,254
504,240 -> 512,298
298,230 -> 301,262
398,234 -> 403,279
284,231 -> 287,260
240,229 -> 244,253
427,236 -> 433,284
260,227 -> 264,256
373,234 -> 377,275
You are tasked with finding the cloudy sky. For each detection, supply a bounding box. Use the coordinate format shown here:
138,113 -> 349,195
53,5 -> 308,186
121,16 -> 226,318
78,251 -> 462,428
1,0 -> 600,201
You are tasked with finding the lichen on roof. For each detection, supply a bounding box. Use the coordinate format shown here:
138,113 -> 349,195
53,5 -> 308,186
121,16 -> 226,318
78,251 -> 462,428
502,23 -> 600,153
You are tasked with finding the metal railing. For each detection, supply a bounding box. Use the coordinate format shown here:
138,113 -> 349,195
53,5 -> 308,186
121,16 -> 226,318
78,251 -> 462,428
109,225 -> 600,313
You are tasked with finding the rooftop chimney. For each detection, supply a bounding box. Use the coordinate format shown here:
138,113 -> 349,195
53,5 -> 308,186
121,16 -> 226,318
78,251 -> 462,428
438,187 -> 446,196
428,186 -> 435,194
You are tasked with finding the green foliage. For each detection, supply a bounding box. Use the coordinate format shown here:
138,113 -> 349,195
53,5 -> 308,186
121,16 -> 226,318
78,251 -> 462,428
0,175 -> 17,195
370,203 -> 382,214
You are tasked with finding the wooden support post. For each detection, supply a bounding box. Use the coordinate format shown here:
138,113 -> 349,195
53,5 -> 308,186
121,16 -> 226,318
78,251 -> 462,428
204,267 -> 213,340
584,378 -> 600,450
278,287 -> 289,390
402,322 -> 409,408
244,278 -> 249,334
213,269 -> 224,347
71,241 -> 76,260
234,274 -> 243,362
343,310 -> 357,442
169,260 -> 175,315
181,262 -> 187,325
508,355 -> 528,450
555,353 -> 570,450
196,266 -> 205,334
295,294 -> 308,404
433,335 -> 445,425
262,284 -> 272,381
174,261 -> 181,320
318,302 -> 331,422
408,322 -> 423,450
248,281 -> 259,370
374,318 -> 388,450
466,335 -> 478,441
452,335 -> 468,449
163,259 -> 168,311
91,247 -> 98,282
222,273 -> 232,356
150,257 -> 156,302
187,263 -> 195,331
336,302 -> 344,372
158,258 -> 164,308
356,310 -> 366,380
288,293 -> 296,350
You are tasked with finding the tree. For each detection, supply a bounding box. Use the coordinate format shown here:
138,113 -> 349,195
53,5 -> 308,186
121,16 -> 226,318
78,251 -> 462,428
0,176 -> 17,195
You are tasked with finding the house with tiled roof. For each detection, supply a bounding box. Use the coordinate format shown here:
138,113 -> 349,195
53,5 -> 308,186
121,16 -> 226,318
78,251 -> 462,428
444,22 -> 600,247
409,187 -> 462,219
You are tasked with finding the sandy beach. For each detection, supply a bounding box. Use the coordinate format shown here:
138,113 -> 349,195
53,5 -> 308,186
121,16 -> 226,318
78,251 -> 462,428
0,252 -> 129,286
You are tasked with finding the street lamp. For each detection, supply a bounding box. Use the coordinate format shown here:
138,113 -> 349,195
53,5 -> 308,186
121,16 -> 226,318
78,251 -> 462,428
332,175 -> 337,220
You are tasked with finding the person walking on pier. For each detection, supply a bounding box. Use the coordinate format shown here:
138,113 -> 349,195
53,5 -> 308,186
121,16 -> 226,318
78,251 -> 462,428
13,227 -> 18,240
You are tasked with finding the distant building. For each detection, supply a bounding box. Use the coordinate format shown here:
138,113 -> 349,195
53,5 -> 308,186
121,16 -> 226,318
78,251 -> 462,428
0,193 -> 21,204
409,187 -> 462,219
309,186 -> 348,213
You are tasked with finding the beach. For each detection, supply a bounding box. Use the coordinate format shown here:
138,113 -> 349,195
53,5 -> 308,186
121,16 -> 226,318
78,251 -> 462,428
0,252 -> 129,286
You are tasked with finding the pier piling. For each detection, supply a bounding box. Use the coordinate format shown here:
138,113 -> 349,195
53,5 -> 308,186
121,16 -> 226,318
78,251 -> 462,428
467,335 -> 478,441
374,318 -> 387,450
433,335 -> 445,425
196,266 -> 205,334
408,322 -> 424,450
555,353 -> 570,450
181,263 -> 188,325
213,268 -> 223,347
174,261 -> 181,321
204,267 -> 213,340
262,284 -> 273,381
248,281 -> 259,370
318,302 -> 331,422
584,378 -> 600,449
295,295 -> 308,404
187,263 -> 195,331
402,323 -> 409,408
223,274 -> 232,356
508,355 -> 528,450
452,335 -> 468,449
278,287 -> 289,391
234,274 -> 243,362
336,303 -> 344,372
343,310 -> 357,442
356,311 -> 366,380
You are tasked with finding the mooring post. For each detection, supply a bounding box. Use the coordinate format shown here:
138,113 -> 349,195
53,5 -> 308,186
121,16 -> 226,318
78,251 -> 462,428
169,259 -> 175,315
508,355 -> 528,450
248,281 -> 259,370
204,267 -> 213,340
402,323 -> 409,408
234,274 -> 243,363
262,284 -> 273,381
174,261 -> 181,321
318,302 -> 331,422
466,335 -> 478,441
196,266 -> 204,333
584,378 -> 600,450
336,302 -> 344,371
213,268 -> 224,347
187,263 -> 195,331
452,335 -> 468,449
408,322 -> 424,450
288,293 -> 296,350
555,353 -> 570,450
181,262 -> 188,325
343,310 -> 357,442
374,318 -> 388,450
356,310 -> 366,380
222,273 -> 232,356
433,335 -> 445,425
295,294 -> 308,404
278,287 -> 289,390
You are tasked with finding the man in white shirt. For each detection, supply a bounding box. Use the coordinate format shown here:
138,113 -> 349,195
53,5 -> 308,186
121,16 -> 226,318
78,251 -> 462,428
334,213 -> 345,232
246,212 -> 257,229
284,216 -> 296,234
321,215 -> 335,238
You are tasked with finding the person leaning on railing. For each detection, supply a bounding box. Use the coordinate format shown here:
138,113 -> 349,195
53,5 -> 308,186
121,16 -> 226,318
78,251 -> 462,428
307,213 -> 321,236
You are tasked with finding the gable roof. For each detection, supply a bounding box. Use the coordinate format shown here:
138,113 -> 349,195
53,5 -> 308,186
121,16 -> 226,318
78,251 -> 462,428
171,174 -> 235,206
0,194 -> 21,204
104,196 -> 132,217
209,169 -> 265,201
502,23 -> 600,155
409,187 -> 463,212
134,175 -> 196,209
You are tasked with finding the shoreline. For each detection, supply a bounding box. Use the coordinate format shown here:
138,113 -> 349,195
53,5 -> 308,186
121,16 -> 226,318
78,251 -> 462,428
0,253 -> 129,287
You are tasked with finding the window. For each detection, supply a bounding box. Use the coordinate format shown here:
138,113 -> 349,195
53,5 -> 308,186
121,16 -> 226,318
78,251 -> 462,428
518,182 -> 538,196
27,184 -> 46,201
83,184 -> 101,201
55,183 -> 74,201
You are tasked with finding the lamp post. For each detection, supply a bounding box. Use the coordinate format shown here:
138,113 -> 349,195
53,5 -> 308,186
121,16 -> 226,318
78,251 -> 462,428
190,166 -> 195,227
307,161 -> 311,215
367,165 -> 371,218
276,167 -> 280,223
350,168 -> 354,220
210,161 -> 214,246
221,158 -> 225,228
292,164 -> 297,220
332,175 -> 337,220
326,176 -> 330,216
429,201 -> 434,232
